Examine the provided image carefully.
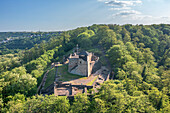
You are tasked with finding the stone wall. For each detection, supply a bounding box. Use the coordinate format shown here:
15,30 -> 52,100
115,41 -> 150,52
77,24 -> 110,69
54,82 -> 94,96
68,58 -> 78,72
71,58 -> 88,76
68,52 -> 99,77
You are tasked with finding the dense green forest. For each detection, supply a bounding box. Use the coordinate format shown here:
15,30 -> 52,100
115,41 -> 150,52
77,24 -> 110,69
0,24 -> 170,112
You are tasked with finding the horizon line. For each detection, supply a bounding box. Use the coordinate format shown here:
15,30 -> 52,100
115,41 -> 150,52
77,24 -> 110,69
0,23 -> 169,32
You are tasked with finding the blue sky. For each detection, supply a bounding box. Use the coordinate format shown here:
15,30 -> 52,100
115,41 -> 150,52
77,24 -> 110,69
0,0 -> 170,32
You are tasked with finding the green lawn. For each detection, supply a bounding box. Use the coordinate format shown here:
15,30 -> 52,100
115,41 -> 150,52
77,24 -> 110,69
44,67 -> 56,89
57,64 -> 83,81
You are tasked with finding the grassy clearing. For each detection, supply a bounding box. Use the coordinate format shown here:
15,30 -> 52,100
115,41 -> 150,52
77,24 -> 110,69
57,64 -> 82,82
79,77 -> 88,80
87,76 -> 98,86
44,67 -> 56,89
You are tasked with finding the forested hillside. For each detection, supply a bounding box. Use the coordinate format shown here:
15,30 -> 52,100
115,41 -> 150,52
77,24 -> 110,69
0,32 -> 33,41
0,24 -> 169,112
0,32 -> 61,55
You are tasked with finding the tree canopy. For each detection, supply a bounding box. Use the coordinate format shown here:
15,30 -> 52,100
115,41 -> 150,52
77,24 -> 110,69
0,24 -> 169,112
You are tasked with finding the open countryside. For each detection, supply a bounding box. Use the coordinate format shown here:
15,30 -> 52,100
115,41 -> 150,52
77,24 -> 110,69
0,0 -> 170,113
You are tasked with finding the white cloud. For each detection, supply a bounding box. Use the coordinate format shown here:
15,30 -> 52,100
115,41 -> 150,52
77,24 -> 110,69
109,6 -> 131,10
145,0 -> 164,2
139,16 -> 170,24
112,14 -> 170,24
113,10 -> 141,17
98,0 -> 142,12
105,0 -> 142,7
97,0 -> 170,24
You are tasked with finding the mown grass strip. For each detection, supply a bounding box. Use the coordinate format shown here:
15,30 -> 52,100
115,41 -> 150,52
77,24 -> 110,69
87,76 -> 98,86
57,64 -> 82,82
44,67 -> 56,89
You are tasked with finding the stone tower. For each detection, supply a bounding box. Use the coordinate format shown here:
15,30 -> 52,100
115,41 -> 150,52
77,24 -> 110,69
68,49 -> 99,77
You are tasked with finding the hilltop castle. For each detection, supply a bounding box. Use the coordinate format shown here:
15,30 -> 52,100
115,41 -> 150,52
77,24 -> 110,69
68,45 -> 99,77
39,45 -> 110,96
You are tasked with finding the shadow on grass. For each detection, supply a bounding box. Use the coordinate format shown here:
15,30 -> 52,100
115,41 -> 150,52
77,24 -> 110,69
57,64 -> 84,82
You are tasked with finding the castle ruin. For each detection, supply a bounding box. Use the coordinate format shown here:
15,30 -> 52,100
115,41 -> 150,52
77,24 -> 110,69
68,46 -> 99,77
39,45 -> 111,96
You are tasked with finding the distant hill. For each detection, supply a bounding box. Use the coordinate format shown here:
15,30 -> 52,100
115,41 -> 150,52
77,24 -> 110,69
0,32 -> 61,54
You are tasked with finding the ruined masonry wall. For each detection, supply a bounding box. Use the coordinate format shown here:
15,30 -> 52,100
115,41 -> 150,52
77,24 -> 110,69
68,58 -> 78,72
87,54 -> 92,76
71,59 -> 87,76
68,52 -> 99,77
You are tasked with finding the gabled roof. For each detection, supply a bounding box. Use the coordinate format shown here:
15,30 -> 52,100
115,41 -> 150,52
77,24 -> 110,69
78,51 -> 90,56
